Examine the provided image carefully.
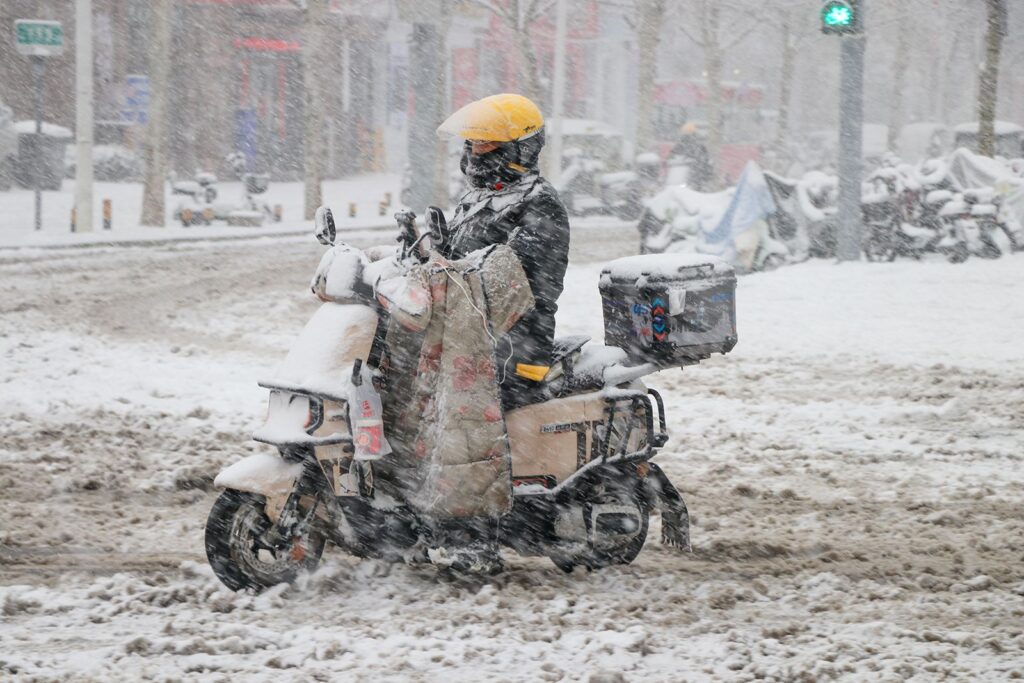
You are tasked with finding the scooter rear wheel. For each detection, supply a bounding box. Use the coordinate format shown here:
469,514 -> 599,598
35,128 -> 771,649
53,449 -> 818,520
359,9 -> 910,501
549,481 -> 650,573
205,489 -> 326,592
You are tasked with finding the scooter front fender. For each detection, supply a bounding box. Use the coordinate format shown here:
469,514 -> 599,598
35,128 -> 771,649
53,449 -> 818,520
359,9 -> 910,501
644,463 -> 691,551
214,452 -> 303,499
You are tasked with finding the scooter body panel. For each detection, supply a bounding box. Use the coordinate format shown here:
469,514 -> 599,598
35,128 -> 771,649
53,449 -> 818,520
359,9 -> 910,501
506,390 -> 623,488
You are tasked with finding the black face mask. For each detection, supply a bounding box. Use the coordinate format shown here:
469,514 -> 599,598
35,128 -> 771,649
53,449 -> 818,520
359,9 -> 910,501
461,143 -> 513,188
459,130 -> 546,189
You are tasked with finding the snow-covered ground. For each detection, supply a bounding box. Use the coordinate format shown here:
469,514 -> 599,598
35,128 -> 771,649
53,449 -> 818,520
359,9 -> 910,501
0,174 -> 403,249
1,217 -> 1023,680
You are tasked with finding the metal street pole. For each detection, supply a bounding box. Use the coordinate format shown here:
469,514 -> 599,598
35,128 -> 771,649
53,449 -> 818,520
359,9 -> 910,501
548,0 -> 568,187
31,55 -> 44,232
407,22 -> 441,213
75,0 -> 94,232
835,32 -> 865,261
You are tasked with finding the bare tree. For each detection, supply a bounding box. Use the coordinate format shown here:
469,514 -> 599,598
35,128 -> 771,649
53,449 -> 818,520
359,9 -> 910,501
634,0 -> 667,153
674,0 -> 761,186
397,0 -> 453,212
300,0 -> 329,220
594,0 -> 669,153
978,0 -> 1007,157
774,8 -> 798,150
764,1 -> 817,151
139,0 -> 173,227
472,0 -> 557,106
886,12 -> 911,151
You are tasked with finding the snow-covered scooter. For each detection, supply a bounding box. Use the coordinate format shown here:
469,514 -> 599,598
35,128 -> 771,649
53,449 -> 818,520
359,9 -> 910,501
205,208 -> 737,591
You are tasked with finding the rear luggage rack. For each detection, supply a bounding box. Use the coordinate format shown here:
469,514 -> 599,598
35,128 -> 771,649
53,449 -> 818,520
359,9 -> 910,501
598,388 -> 670,463
545,388 -> 670,496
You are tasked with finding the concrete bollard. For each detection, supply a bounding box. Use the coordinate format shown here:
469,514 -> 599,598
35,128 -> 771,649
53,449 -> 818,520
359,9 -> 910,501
102,199 -> 112,230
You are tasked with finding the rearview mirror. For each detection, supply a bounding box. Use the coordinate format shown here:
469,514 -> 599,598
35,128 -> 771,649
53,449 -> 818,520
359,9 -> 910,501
314,206 -> 336,246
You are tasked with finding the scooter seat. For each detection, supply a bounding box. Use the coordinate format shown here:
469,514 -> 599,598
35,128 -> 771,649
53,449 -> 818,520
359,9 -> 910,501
545,337 -> 630,395
551,335 -> 590,364
542,336 -> 590,389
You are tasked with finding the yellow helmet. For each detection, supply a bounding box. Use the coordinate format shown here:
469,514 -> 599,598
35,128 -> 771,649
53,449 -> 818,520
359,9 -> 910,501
437,93 -> 544,142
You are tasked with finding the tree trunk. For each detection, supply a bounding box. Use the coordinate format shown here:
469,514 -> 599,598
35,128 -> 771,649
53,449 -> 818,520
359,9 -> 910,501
940,24 -> 964,126
407,22 -> 445,213
139,0 -> 172,227
703,2 -> 723,187
978,0 -> 1007,157
511,22 -> 546,107
887,16 -> 910,152
773,12 -> 796,150
303,0 -> 328,221
634,0 -> 666,153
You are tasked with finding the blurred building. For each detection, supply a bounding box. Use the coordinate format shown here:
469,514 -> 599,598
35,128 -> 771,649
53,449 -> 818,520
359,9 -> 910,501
0,0 -> 647,181
0,0 -> 390,180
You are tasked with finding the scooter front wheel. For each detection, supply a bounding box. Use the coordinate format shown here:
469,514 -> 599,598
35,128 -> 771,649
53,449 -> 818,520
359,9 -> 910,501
205,489 -> 326,592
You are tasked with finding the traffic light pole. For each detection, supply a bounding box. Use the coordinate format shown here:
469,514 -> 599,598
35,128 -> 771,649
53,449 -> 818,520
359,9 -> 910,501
835,32 -> 865,261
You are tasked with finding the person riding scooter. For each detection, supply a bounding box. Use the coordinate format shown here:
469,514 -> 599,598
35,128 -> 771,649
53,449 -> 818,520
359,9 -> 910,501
436,93 -> 571,411
371,94 -> 571,573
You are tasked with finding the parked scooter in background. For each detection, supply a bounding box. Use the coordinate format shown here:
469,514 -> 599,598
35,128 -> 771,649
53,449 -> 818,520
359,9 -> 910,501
938,188 -> 1008,262
224,152 -> 280,227
171,154 -> 282,228
639,162 -> 788,273
861,163 -> 940,261
171,171 -> 219,227
559,147 -> 607,216
763,170 -> 838,259
560,150 -> 661,220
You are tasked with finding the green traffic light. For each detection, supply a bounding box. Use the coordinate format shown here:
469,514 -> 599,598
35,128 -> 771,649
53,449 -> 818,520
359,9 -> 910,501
824,5 -> 853,27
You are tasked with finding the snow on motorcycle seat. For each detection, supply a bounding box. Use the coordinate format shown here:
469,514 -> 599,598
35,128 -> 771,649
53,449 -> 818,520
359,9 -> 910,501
600,254 -> 737,368
543,336 -> 632,394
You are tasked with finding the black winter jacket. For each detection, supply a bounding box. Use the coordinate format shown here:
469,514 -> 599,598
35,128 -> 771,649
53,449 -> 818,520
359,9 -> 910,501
442,173 -> 570,381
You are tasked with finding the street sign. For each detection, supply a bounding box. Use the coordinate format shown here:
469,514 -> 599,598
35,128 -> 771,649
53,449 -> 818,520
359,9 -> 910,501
121,74 -> 151,124
14,20 -> 64,57
820,1 -> 861,35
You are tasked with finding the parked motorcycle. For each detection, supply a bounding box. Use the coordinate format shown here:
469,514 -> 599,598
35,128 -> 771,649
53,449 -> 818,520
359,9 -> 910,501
638,163 -> 789,273
205,208 -> 738,591
763,170 -> 838,259
222,152 -> 280,227
860,165 -> 940,262
560,150 -> 660,220
937,188 -> 1007,262
172,154 -> 282,228
171,171 -> 219,227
